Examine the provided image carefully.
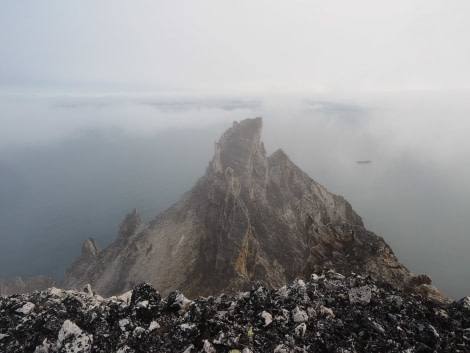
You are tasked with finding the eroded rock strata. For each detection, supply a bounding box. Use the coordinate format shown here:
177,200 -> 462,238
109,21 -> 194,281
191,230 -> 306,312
1,271 -> 468,352
64,117 -> 409,298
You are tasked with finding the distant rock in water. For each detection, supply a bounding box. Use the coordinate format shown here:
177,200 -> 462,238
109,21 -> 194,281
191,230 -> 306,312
64,117 -> 410,298
0,275 -> 55,296
1,270 -> 467,352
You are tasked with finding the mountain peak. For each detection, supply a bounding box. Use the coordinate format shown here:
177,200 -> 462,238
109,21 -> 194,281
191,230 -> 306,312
211,117 -> 265,177
64,118 -> 409,297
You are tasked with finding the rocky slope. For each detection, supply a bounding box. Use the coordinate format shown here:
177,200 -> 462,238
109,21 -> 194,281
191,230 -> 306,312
64,117 -> 409,298
1,270 -> 468,352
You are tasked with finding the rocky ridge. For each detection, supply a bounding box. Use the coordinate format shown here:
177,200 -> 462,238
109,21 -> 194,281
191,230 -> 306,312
1,270 -> 468,352
64,118 -> 410,298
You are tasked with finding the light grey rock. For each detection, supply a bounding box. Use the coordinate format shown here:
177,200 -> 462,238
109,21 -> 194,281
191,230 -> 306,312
274,344 -> 291,353
148,321 -> 160,331
463,328 -> 470,341
182,344 -> 194,353
173,293 -> 192,311
202,340 -> 216,353
349,286 -> 372,305
56,320 -> 93,353
320,305 -> 334,318
15,302 -> 35,315
33,338 -> 51,353
292,306 -> 308,323
119,318 -> 130,332
83,283 -> 93,296
294,323 -> 307,337
261,310 -> 273,326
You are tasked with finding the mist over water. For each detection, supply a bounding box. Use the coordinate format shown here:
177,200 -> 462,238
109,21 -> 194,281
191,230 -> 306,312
0,91 -> 469,299
0,126 -> 221,280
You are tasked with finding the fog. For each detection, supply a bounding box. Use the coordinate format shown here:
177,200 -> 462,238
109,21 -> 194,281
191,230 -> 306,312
0,92 -> 469,299
1,1 -> 469,298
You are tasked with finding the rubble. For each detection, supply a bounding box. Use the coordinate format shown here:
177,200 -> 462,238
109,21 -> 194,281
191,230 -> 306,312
1,271 -> 469,352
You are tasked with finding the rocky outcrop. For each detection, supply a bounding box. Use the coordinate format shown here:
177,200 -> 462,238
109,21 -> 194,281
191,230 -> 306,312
1,270 -> 468,352
64,209 -> 147,297
64,117 -> 409,298
0,275 -> 55,296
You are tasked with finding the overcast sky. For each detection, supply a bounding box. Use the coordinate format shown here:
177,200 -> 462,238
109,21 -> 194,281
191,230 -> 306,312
1,1 -> 470,143
1,1 -> 470,149
1,1 -> 469,297
2,1 -> 470,93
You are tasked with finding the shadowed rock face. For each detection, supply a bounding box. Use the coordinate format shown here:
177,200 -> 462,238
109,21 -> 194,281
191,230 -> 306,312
63,117 -> 409,297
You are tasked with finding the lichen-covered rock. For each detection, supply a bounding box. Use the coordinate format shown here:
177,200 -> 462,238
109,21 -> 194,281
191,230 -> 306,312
63,118 -> 409,299
2,272 -> 469,352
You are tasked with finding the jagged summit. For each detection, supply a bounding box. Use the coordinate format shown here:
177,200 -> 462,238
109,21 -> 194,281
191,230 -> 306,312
64,118 -> 409,297
211,117 -> 265,176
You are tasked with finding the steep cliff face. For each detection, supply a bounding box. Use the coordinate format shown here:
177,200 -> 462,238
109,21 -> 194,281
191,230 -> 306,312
64,118 -> 409,297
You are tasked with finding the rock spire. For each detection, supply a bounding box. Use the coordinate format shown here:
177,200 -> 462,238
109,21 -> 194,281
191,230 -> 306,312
64,118 -> 409,297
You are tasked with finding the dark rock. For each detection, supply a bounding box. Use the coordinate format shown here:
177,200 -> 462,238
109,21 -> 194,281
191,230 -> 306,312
130,282 -> 161,306
4,271 -> 465,352
455,296 -> 470,314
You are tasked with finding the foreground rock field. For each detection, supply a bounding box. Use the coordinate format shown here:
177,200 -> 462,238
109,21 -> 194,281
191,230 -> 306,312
1,270 -> 469,352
